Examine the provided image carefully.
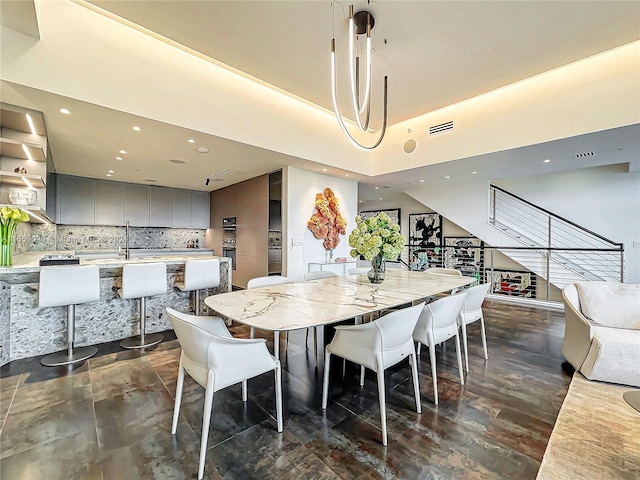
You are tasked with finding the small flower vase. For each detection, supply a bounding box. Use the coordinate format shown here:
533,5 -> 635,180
0,238 -> 12,267
325,249 -> 333,263
368,254 -> 386,284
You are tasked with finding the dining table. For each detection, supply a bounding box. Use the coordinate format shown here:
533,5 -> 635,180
204,269 -> 476,359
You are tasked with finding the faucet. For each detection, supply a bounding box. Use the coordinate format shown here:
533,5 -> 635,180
124,221 -> 130,259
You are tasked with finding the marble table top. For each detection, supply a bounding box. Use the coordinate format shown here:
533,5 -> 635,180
205,270 -> 474,331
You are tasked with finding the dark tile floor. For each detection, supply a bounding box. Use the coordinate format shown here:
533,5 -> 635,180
0,300 -> 571,479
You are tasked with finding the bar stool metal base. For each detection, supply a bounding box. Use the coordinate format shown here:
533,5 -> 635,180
41,345 -> 98,367
120,333 -> 163,349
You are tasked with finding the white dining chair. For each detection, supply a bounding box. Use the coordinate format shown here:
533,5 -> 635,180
348,267 -> 370,275
322,302 -> 425,446
457,283 -> 491,371
166,308 -> 283,480
424,266 -> 464,300
246,275 -> 290,340
413,292 -> 468,405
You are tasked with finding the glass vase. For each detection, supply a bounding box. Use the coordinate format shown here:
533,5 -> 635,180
368,254 -> 386,284
0,242 -> 12,267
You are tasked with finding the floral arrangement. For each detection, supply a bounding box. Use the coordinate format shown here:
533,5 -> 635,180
348,212 -> 406,261
0,206 -> 29,266
307,187 -> 347,250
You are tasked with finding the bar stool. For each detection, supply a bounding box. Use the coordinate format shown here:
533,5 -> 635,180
174,258 -> 220,315
39,265 -> 100,366
119,262 -> 167,349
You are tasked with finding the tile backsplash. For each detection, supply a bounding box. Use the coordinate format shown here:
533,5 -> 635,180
18,224 -> 207,252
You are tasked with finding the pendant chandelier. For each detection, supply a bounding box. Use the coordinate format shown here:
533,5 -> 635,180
330,4 -> 388,150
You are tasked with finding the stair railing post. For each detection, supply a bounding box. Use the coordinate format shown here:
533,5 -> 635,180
546,216 -> 552,301
620,249 -> 624,283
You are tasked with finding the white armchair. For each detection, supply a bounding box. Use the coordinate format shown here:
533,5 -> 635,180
413,292 -> 467,405
322,303 -> 425,446
246,275 -> 290,340
562,282 -> 640,387
166,308 -> 283,480
457,283 -> 491,372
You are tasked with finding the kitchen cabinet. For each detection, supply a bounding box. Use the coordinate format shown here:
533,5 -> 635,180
190,191 -> 210,228
95,180 -> 125,225
171,189 -> 191,227
125,183 -> 150,226
149,186 -> 173,227
58,175 -> 95,225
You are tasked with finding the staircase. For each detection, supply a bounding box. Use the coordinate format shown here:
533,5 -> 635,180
488,185 -> 623,289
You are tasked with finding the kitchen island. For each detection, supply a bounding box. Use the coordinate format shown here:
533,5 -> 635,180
0,250 -> 232,365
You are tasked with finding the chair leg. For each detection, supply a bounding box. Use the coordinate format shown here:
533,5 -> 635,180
322,350 -> 331,409
461,322 -> 469,372
250,327 -> 255,338
242,380 -> 248,402
313,327 -> 318,367
194,290 -> 200,316
376,363 -> 387,446
275,363 -> 283,432
171,361 -> 185,434
360,365 -> 365,387
454,332 -> 465,386
428,343 -> 438,405
416,342 -> 422,357
410,352 -> 421,413
480,315 -> 488,360
198,375 -> 215,480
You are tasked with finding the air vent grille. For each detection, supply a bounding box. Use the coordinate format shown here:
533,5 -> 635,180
575,151 -> 595,158
429,121 -> 454,135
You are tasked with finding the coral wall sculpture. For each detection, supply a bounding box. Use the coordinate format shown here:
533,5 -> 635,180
307,188 -> 347,251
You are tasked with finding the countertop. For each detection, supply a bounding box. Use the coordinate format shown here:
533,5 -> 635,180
0,250 -> 230,283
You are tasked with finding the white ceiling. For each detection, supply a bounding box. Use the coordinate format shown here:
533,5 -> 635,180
1,0 -> 638,192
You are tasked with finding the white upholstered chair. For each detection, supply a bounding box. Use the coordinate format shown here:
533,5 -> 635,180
413,292 -> 468,405
246,275 -> 290,340
174,258 -> 220,315
305,270 -> 339,281
39,265 -> 101,366
166,308 -> 283,480
348,267 -> 370,275
457,283 -> 490,371
118,262 -> 167,349
322,303 -> 424,446
427,267 -> 463,276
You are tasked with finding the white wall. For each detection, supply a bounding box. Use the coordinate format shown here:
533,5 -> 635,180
283,167 -> 358,282
405,164 -> 639,284
495,164 -> 640,283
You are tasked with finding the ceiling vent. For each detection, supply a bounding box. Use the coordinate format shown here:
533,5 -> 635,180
429,121 -> 454,135
575,151 -> 595,158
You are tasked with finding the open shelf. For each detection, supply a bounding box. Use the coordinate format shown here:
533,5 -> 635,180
0,137 -> 46,162
0,204 -> 53,224
0,170 -> 46,188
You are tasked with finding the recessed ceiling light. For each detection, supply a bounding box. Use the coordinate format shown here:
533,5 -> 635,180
345,174 -> 349,177
60,108 -> 70,114
169,159 -> 187,164
322,168 -> 327,172
472,171 -> 477,175
544,159 -> 551,163
116,156 -> 122,160
132,126 -> 141,131
379,197 -> 383,200
106,173 -> 112,177
108,169 -> 114,173
375,187 -> 379,190
420,179 -> 424,183
195,147 -> 209,154
443,175 -> 451,181
188,139 -> 195,143
359,200 -> 363,203
119,150 -> 127,154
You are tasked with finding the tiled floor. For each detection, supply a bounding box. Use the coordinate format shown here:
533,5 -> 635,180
0,300 -> 571,479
